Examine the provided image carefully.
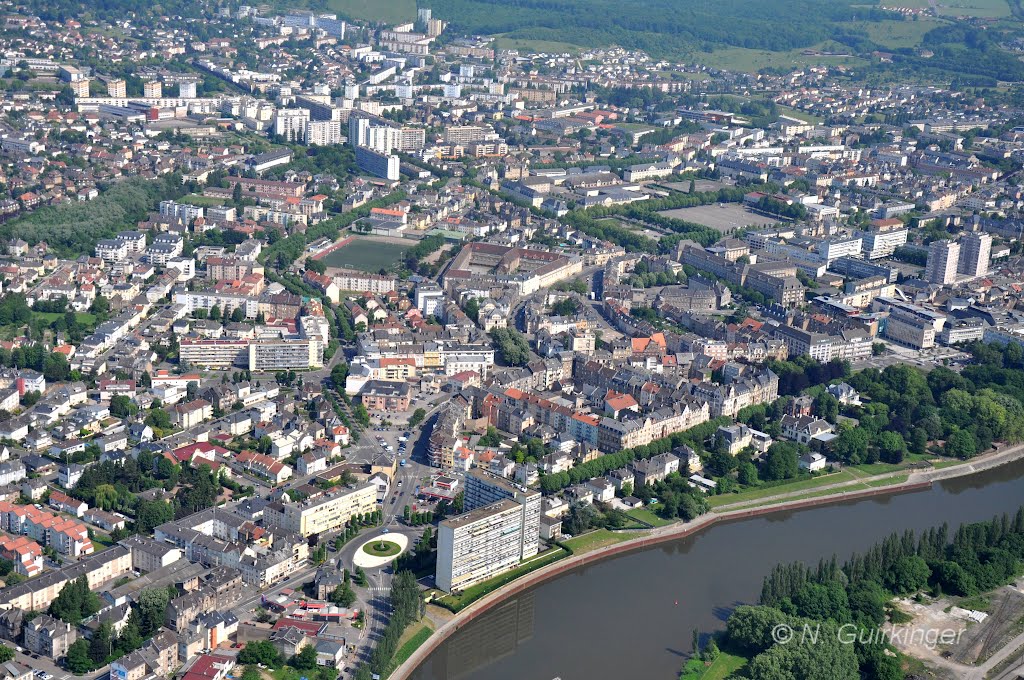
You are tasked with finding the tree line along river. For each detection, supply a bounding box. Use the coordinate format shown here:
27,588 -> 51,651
409,459 -> 1024,680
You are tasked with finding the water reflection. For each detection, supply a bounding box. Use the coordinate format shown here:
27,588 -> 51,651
438,593 -> 535,680
412,459 -> 1024,680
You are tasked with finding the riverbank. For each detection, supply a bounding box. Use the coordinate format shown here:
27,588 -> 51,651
390,442 -> 1024,680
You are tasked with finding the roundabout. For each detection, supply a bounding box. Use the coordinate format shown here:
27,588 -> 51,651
362,539 -> 402,557
352,532 -> 409,568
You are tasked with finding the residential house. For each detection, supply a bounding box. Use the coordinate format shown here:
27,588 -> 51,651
23,614 -> 75,655
826,382 -> 862,406
780,415 -> 835,445
631,452 -> 680,487
170,400 -> 213,429
799,452 -> 829,472
48,490 -> 87,518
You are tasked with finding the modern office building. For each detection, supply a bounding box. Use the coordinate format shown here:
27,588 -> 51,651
263,484 -> 377,537
925,239 -> 960,285
958,232 -> 992,279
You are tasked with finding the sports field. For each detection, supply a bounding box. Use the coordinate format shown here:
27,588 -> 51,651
658,203 -> 780,233
320,237 -> 407,272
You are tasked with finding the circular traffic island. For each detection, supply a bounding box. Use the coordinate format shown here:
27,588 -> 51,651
352,533 -> 410,568
362,540 -> 402,557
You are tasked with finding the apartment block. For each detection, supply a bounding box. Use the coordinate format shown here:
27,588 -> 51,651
434,470 -> 542,593
0,545 -> 131,611
248,338 -> 323,372
23,614 -> 76,659
0,501 -> 93,557
263,484 -> 377,536
958,232 -> 991,279
436,498 -> 535,593
925,239 -> 960,285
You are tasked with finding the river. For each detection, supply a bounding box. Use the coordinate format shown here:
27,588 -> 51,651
409,459 -> 1024,680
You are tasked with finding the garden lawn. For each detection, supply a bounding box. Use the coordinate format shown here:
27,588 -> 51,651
708,470 -> 856,508
626,505 -> 674,527
562,528 -> 632,554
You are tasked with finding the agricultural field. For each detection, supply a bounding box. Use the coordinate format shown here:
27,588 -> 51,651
329,0 -> 415,23
856,18 -> 945,49
696,46 -> 867,74
320,237 -> 408,273
494,36 -> 582,53
882,0 -> 1010,15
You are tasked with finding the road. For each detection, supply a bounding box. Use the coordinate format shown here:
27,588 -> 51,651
853,344 -> 971,373
381,397 -> 450,526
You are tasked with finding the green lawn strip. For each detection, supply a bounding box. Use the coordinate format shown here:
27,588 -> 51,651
702,650 -> 749,680
320,238 -> 408,272
615,122 -> 657,132
561,528 -> 632,554
383,621 -> 434,678
436,546 -> 568,612
707,470 -> 855,508
864,473 -> 909,487
931,459 -> 968,469
716,474 -> 913,511
90,532 -> 115,551
626,506 -> 674,527
775,104 -> 823,124
728,486 -> 863,509
679,644 -> 749,680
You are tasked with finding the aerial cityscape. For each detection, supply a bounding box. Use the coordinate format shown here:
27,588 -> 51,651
0,0 -> 1020,679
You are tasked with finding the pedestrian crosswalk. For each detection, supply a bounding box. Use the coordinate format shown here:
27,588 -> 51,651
370,585 -> 391,598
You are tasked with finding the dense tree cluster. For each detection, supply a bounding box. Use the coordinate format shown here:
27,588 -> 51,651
766,357 -> 850,396
722,508 -> 1024,679
428,0 -> 891,58
402,235 -> 447,275
489,328 -> 531,366
0,176 -> 184,257
64,586 -> 174,672
839,347 -> 1024,462
238,641 -> 283,667
49,576 -> 102,624
70,457 -> 223,531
